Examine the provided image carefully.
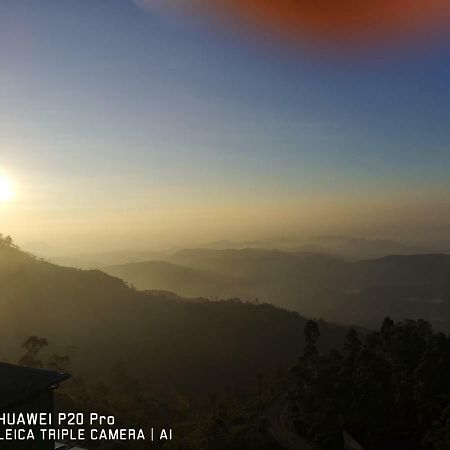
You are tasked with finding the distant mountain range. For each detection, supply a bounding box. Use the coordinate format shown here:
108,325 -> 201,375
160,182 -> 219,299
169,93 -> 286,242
299,235 -> 422,259
5,237 -> 450,400
22,236 -> 444,268
0,242 -> 346,394
201,236 -> 423,259
105,248 -> 450,330
49,250 -> 167,269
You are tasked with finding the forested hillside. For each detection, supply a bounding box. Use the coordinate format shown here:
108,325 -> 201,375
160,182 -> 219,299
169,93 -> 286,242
0,238 -> 346,394
286,318 -> 450,449
4,235 -> 450,449
105,248 -> 450,330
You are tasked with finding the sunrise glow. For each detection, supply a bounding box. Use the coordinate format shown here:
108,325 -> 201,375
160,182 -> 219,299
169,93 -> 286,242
0,175 -> 14,203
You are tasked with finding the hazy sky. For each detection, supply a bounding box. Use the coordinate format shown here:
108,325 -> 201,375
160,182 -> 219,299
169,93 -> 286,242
0,0 -> 449,252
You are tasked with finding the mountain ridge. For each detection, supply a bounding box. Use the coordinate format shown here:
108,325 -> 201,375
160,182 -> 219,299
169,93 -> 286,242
0,241 -> 348,394
104,248 -> 450,330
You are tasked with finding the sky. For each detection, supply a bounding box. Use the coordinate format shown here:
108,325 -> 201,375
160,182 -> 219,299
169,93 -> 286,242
0,0 -> 449,252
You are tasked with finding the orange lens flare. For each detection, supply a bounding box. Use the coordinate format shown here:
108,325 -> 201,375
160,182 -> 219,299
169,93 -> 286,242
183,0 -> 450,47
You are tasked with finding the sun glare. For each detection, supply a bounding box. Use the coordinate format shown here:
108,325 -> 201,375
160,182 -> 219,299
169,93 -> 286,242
0,175 -> 14,203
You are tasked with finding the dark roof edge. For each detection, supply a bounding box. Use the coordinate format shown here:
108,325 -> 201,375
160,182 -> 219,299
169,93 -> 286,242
0,362 -> 70,383
0,362 -> 70,411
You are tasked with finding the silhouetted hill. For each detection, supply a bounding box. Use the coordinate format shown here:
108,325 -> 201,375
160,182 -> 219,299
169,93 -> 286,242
105,260 -> 234,298
306,236 -> 421,259
0,242 -> 347,394
48,250 -> 167,269
105,249 -> 450,330
192,236 -> 423,259
194,236 -> 423,259
170,248 -> 341,278
353,253 -> 450,286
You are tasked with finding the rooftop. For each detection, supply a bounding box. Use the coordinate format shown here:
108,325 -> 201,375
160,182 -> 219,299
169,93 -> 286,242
0,362 -> 70,410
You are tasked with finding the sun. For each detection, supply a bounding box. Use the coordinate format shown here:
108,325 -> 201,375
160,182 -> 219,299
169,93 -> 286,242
0,175 -> 14,203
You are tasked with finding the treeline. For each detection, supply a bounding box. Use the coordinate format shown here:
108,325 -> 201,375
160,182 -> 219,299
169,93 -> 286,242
0,234 -> 17,248
287,318 -> 450,449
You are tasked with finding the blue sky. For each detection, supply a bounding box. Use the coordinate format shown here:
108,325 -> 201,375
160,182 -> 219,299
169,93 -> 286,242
0,0 -> 449,250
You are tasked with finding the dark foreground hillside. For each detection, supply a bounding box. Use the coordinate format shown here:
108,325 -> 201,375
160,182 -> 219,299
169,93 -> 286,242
3,238 -> 450,450
0,239 -> 346,394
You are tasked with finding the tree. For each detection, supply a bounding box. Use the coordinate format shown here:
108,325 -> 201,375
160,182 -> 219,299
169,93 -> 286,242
18,336 -> 48,368
0,234 -> 13,247
344,328 -> 361,357
303,320 -> 320,362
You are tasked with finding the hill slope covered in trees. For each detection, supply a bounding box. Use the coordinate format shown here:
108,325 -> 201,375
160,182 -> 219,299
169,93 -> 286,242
0,238 -> 346,394
104,248 -> 450,330
285,318 -> 450,449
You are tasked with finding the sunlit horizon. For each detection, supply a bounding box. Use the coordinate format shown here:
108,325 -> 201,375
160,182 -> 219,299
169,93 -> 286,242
0,1 -> 449,255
